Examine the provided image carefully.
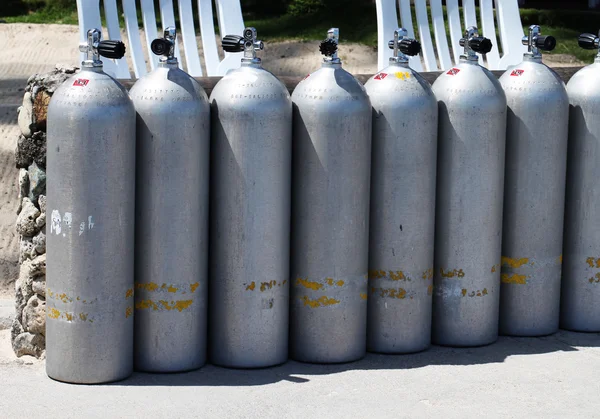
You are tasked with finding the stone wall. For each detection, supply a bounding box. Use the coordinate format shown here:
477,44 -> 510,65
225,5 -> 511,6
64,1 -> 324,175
12,65 -> 77,358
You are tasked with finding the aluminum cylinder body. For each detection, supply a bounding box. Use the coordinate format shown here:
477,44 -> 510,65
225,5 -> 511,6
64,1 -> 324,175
499,57 -> 569,336
129,62 -> 210,372
431,61 -> 507,347
561,61 -> 600,331
364,63 -> 437,353
209,63 -> 292,368
46,66 -> 136,383
290,62 -> 372,363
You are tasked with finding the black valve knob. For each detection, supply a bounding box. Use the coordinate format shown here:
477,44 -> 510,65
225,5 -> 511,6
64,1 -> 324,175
222,35 -> 244,53
469,37 -> 492,54
578,33 -> 598,50
399,39 -> 421,56
97,40 -> 126,59
535,35 -> 556,51
319,38 -> 338,57
150,38 -> 171,56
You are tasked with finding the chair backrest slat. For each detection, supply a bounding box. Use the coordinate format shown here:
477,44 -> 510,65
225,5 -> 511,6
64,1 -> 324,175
214,0 -> 245,74
375,0 -> 398,69
413,0 -> 437,71
445,0 -> 464,66
197,0 -> 221,76
497,0 -> 527,68
178,0 -> 203,76
398,0 -> 423,71
140,0 -> 160,72
430,0 -> 453,70
123,0 -> 148,78
480,0 -> 501,69
159,0 -> 182,61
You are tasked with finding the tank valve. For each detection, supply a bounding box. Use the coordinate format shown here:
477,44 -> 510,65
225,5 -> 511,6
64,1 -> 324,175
151,27 -> 177,63
459,26 -> 492,61
222,27 -> 263,64
319,28 -> 340,63
522,25 -> 556,58
387,28 -> 421,63
79,28 -> 126,67
578,31 -> 600,51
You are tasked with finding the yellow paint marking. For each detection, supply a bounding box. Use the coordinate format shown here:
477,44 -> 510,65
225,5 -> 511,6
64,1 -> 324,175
136,282 -> 159,292
125,306 -> 133,318
246,282 -> 256,291
501,273 -> 527,284
125,288 -> 133,299
79,313 -> 88,321
483,288 -> 488,295
48,308 -> 60,319
461,289 -> 467,297
589,273 -> 600,283
586,257 -> 600,268
64,312 -> 73,322
389,271 -> 407,281
172,300 -> 192,311
395,71 -> 411,80
377,288 -> 407,299
360,293 -> 367,300
427,285 -> 433,295
557,255 -> 563,264
58,293 -> 72,303
325,277 -> 334,286
296,277 -> 324,291
135,299 -> 158,311
283,280 -> 287,285
336,280 -> 345,287
136,299 -> 192,312
190,282 -> 200,293
260,280 -> 277,292
300,295 -> 340,308
440,268 -> 465,278
501,256 -> 529,268
422,269 -> 433,280
491,264 -> 500,273
167,285 -> 178,293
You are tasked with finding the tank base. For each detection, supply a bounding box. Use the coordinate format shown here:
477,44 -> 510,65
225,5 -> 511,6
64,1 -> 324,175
133,362 -> 205,374
432,336 -> 498,348
46,370 -> 133,385
367,343 -> 431,355
499,328 -> 558,338
210,359 -> 288,370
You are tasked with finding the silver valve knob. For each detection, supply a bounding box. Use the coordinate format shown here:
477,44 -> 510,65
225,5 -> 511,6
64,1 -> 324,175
79,28 -> 126,67
387,28 -> 421,63
319,28 -> 340,63
459,26 -> 492,61
522,25 -> 556,58
151,26 -> 177,63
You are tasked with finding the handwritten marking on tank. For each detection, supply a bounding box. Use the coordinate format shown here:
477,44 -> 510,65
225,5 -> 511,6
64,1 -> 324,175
300,295 -> 340,308
586,257 -> 600,269
47,308 -> 94,323
245,282 -> 256,291
501,257 -> 530,268
373,287 -> 408,299
501,273 -> 528,284
260,280 -> 278,291
50,210 -> 61,235
461,288 -> 488,297
296,277 -> 324,291
422,269 -> 434,280
262,298 -> 274,309
135,299 -> 193,312
440,268 -> 465,278
79,222 -> 85,236
125,288 -> 133,299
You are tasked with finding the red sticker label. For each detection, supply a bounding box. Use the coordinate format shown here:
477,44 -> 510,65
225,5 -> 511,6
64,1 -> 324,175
73,78 -> 89,87
374,72 -> 388,80
510,69 -> 525,77
446,68 -> 460,76
302,74 -> 310,81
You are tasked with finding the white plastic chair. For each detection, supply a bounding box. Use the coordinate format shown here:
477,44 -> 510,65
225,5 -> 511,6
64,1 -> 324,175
376,0 -> 527,71
76,0 -> 245,78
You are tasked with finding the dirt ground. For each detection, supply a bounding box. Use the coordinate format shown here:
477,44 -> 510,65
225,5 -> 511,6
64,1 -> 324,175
0,23 -> 586,296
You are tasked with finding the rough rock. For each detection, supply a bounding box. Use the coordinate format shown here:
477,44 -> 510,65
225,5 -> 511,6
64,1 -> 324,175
33,90 -> 51,131
10,318 -> 24,343
17,169 -> 29,214
15,131 -> 46,169
16,198 -> 41,237
35,212 -> 45,229
28,162 -> 46,204
12,332 -> 45,358
32,277 -> 45,297
22,295 -> 45,336
19,237 -> 34,263
38,194 -> 46,214
17,92 -> 33,138
32,231 -> 46,255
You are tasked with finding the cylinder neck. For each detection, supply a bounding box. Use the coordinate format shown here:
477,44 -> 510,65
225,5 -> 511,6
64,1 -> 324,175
523,53 -> 542,63
322,60 -> 342,69
158,59 -> 179,69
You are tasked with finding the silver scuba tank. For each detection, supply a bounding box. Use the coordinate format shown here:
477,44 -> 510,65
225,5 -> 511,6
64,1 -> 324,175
46,29 -> 135,383
431,27 -> 507,347
289,29 -> 372,363
364,29 -> 437,354
498,25 -> 568,337
129,27 -> 210,372
561,31 -> 600,332
208,28 -> 292,368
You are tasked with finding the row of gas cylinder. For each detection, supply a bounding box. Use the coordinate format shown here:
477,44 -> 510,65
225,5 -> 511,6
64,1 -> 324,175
44,24 -> 600,384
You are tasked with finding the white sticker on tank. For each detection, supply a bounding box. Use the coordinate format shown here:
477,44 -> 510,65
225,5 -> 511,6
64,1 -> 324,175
79,222 -> 85,236
51,210 -> 61,235
63,212 -> 72,230
88,216 -> 94,230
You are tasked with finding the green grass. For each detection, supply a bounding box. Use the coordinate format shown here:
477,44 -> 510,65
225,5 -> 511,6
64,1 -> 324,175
2,4 -> 598,63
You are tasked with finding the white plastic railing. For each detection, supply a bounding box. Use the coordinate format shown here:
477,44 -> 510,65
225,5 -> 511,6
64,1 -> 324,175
376,0 -> 528,71
76,0 -> 245,78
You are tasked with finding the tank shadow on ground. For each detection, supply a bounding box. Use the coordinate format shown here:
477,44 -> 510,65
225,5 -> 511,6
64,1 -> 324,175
117,330 -> 600,387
